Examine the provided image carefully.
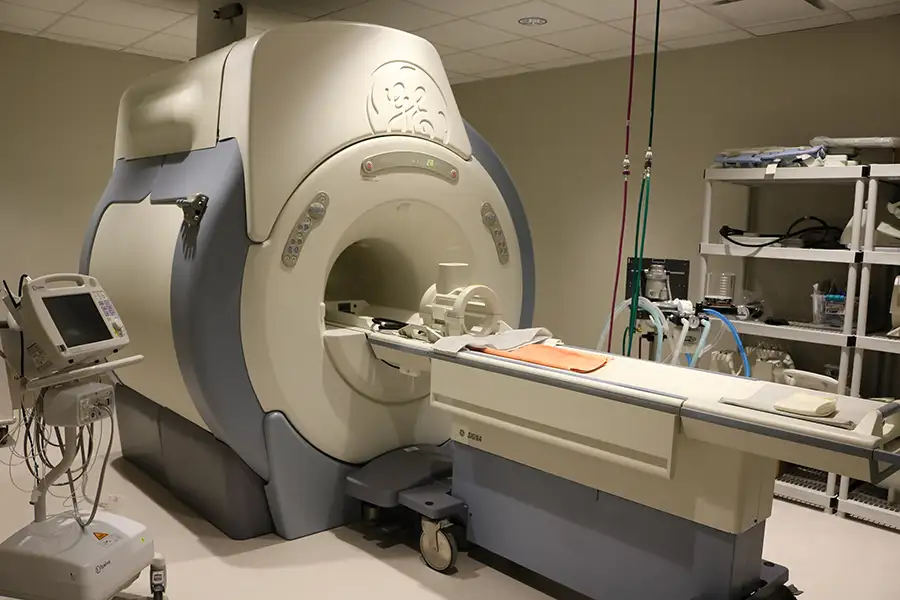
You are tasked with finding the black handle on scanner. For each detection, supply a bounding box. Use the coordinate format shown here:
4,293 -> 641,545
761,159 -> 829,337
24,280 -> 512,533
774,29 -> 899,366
877,402 -> 900,418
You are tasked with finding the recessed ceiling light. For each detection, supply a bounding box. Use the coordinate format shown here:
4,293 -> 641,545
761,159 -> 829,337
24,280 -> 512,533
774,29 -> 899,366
518,16 -> 548,26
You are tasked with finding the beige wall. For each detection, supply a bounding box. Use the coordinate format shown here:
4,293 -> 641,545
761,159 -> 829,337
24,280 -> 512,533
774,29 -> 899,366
454,16 -> 900,350
0,32 -> 175,287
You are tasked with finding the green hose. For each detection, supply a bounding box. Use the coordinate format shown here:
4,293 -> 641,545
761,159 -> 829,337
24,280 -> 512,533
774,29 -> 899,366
625,0 -> 663,356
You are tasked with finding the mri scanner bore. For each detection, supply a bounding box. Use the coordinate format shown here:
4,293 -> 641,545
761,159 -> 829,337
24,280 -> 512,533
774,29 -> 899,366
74,20 -> 900,600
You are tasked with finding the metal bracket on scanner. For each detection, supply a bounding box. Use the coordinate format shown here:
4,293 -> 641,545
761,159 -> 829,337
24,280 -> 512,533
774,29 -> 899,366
152,193 -> 209,226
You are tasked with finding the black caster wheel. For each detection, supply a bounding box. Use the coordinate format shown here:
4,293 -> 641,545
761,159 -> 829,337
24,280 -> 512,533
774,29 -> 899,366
420,521 -> 458,573
756,585 -> 796,600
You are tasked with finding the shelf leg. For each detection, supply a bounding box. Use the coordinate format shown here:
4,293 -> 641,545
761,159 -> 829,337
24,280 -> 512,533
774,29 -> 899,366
825,472 -> 837,514
851,179 -> 879,397
837,476 -> 851,517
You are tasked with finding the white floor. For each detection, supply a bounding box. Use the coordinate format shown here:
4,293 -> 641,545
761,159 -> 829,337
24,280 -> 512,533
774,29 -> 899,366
2,442 -> 899,600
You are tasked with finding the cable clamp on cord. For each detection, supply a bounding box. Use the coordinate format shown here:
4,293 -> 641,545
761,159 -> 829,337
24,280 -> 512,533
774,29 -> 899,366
643,149 -> 653,177
622,156 -> 631,177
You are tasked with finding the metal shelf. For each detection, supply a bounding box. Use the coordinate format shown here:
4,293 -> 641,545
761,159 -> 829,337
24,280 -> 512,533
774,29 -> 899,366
856,335 -> 900,355
870,164 -> 900,181
700,243 -> 855,264
774,468 -> 834,510
837,485 -> 900,531
730,320 -> 849,347
863,249 -> 900,265
704,166 -> 866,185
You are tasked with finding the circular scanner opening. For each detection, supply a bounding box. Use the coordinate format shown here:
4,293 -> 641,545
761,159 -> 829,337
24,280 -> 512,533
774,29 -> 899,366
324,199 -> 474,324
325,239 -> 423,318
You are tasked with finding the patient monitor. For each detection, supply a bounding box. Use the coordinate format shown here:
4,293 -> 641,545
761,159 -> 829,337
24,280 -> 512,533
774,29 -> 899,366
0,275 -> 155,600
80,21 -> 534,540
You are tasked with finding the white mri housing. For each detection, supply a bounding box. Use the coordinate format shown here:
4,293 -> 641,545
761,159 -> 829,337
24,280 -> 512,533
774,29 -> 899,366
80,22 -> 535,540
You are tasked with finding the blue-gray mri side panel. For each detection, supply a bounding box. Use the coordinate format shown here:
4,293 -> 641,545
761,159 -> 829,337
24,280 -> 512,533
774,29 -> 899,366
161,140 -> 357,539
81,141 -> 359,540
453,443 -> 769,600
465,121 -> 535,328
263,412 -> 360,539
160,139 -> 270,481
80,156 -> 164,274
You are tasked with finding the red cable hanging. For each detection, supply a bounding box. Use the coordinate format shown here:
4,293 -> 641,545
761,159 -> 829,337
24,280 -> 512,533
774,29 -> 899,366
605,0 -> 640,352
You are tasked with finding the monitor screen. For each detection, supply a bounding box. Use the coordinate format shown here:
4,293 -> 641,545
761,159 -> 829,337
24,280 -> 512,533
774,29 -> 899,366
43,294 -> 112,348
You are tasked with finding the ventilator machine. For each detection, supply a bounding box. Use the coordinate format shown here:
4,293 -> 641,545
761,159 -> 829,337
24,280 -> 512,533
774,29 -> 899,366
73,22 -> 900,600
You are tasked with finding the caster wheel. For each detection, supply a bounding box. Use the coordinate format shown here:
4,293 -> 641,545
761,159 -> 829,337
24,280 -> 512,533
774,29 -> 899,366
759,586 -> 796,600
420,526 -> 458,573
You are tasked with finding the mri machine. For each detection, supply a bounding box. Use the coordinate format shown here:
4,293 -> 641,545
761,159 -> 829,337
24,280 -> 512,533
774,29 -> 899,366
79,21 -> 900,600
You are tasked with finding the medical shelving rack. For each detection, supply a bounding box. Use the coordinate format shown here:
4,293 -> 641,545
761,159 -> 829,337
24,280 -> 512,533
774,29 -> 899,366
837,163 -> 900,531
698,165 -> 868,513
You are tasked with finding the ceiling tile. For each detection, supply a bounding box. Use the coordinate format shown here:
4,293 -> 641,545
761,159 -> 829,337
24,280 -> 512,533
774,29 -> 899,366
545,0 -> 684,22
253,0 -> 367,19
849,2 -> 900,17
0,2 -> 59,30
127,0 -> 195,13
406,0 -> 525,17
830,0 -> 898,8
162,13 -> 195,37
415,18 -> 520,49
703,0 -> 836,28
0,21 -> 37,33
608,6 -> 735,41
328,0 -> 455,30
442,50 -> 514,74
748,12 -> 852,35
480,64 -> 533,78
528,53 -> 593,69
40,31 -> 125,48
4,0 -> 81,13
591,42 -> 657,61
73,0 -> 185,31
537,22 -> 642,54
471,0 -> 597,36
247,6 -> 307,30
47,14 -> 150,45
664,29 -> 752,49
431,42 -> 460,56
133,31 -> 193,56
447,71 -> 480,84
475,38 -> 578,63
123,44 -> 186,60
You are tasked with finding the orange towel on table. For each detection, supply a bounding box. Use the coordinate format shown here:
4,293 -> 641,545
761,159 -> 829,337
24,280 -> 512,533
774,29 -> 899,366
480,344 -> 610,373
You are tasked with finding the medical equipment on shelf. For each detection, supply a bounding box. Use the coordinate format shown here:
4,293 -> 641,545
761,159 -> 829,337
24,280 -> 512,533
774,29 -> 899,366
77,22 -> 900,600
714,145 -> 826,169
705,272 -> 736,306
811,136 -> 900,150
721,218 -> 843,250
703,308 -> 751,377
841,200 -> 900,249
746,344 -> 794,383
625,258 -> 690,307
781,369 -> 839,394
644,264 -> 670,301
0,274 -> 160,600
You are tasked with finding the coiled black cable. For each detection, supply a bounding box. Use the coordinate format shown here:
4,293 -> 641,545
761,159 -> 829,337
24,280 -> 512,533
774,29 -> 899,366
719,216 -> 842,248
